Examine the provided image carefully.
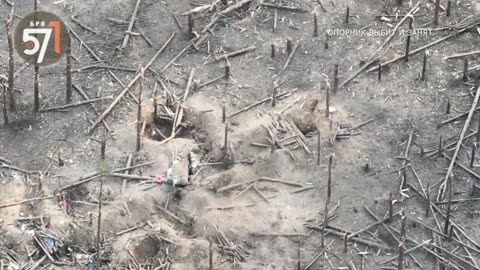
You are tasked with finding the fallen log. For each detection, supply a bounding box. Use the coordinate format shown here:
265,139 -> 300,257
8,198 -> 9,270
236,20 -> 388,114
439,85 -> 480,200
368,28 -> 469,73
0,195 -> 56,209
87,33 -> 175,133
56,161 -> 155,191
0,164 -> 40,174
438,106 -> 480,127
260,3 -> 308,12
444,50 -> 480,60
330,228 -> 390,250
251,232 -> 307,237
115,223 -> 146,236
68,25 -> 139,104
227,90 -> 296,118
304,240 -> 334,270
40,97 -> 111,112
423,131 -> 477,158
216,177 -> 303,193
121,0 -> 142,49
108,173 -> 152,180
339,2 -> 421,88
259,177 -> 304,187
155,204 -> 186,224
214,46 -> 256,61
0,156 -> 12,164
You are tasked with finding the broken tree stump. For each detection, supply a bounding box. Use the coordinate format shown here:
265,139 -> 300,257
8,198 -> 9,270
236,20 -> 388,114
343,232 -> 350,253
470,144 -> 476,168
324,33 -> 329,49
272,81 -> 278,107
378,63 -> 382,81
463,58 -> 469,82
446,0 -> 452,17
225,57 -> 230,79
222,104 -> 226,123
297,247 -> 301,270
433,0 -> 440,25
333,64 -> 339,93
188,15 -> 194,39
58,146 -> 65,167
345,6 -> 350,24
286,38 -> 293,55
405,17 -> 413,62
421,52 -> 427,81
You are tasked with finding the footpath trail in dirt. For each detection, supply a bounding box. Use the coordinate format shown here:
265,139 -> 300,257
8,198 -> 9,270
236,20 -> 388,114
1,0 -> 480,269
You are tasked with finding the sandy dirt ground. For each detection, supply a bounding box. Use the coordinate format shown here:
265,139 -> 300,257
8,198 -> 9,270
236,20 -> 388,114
1,0 -> 480,269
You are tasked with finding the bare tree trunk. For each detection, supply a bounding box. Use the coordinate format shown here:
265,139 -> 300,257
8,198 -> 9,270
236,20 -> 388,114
444,176 -> 453,235
321,199 -> 329,248
209,239 -> 213,270
34,66 -> 39,112
3,83 -> 8,124
152,82 -> 157,117
66,32 -> 73,104
33,0 -> 40,112
136,69 -> 144,152
327,155 -> 333,201
96,175 -> 103,269
4,19 -> 16,111
398,213 -> 407,270
97,134 -> 106,270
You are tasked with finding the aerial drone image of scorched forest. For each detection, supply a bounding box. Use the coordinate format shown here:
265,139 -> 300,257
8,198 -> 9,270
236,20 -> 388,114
0,0 -> 480,269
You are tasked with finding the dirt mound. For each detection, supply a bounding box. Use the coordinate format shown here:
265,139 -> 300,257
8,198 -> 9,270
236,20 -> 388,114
287,92 -> 323,133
